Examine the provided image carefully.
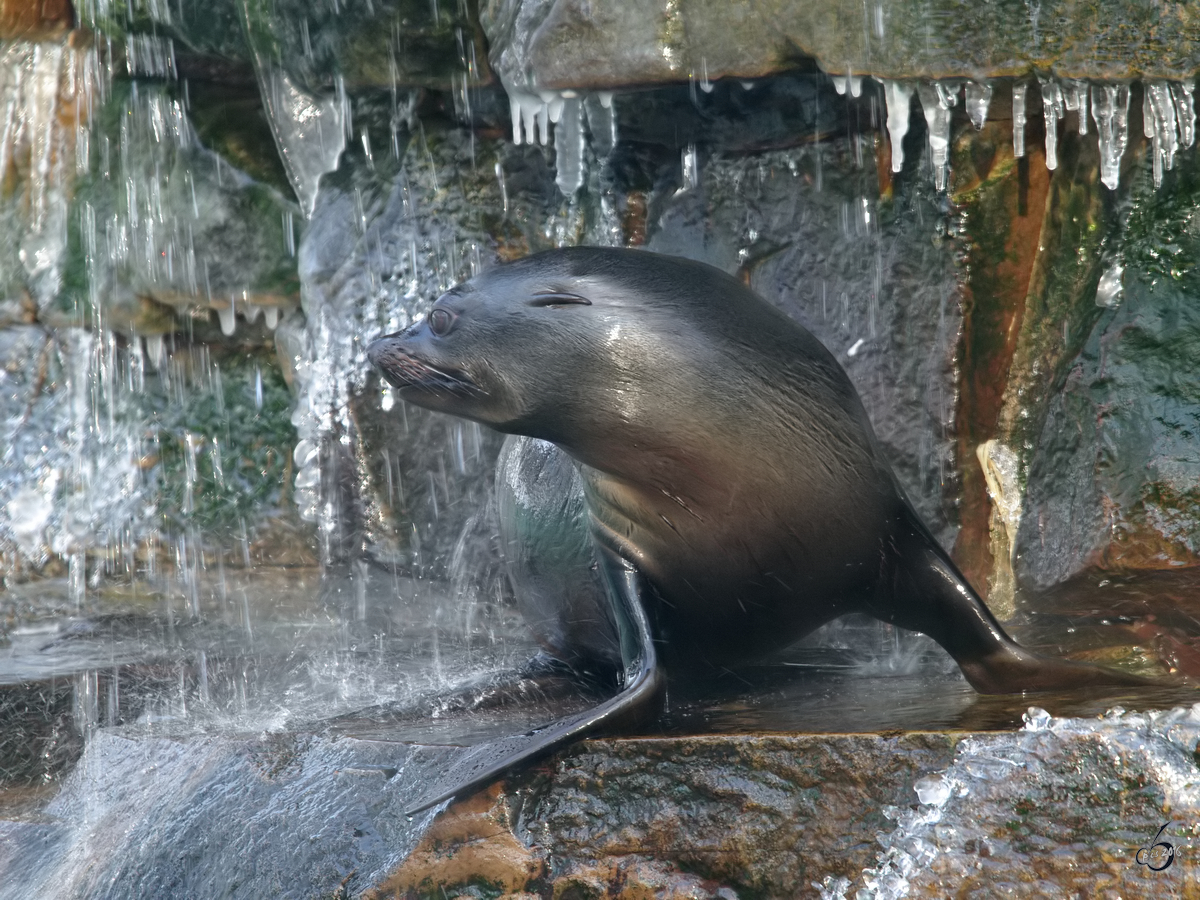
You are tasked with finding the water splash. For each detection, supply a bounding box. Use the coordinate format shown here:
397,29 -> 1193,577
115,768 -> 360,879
825,705 -> 1200,899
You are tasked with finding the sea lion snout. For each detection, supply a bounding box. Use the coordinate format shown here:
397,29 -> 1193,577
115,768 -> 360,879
367,331 -> 483,400
366,332 -> 405,370
367,332 -> 424,386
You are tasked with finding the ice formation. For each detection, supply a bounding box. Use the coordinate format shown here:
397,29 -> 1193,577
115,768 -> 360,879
916,82 -> 955,191
255,68 -> 345,219
1176,82 -> 1197,149
554,97 -> 584,196
1012,81 -> 1027,158
682,143 -> 699,190
1142,80 -> 1197,188
500,77 -> 612,197
1063,79 -> 1088,135
1039,78 -> 1065,170
1143,81 -> 1179,188
1095,260 -> 1124,308
1091,84 -> 1130,191
832,75 -> 864,98
964,81 -> 992,131
505,78 -> 553,145
880,80 -> 915,173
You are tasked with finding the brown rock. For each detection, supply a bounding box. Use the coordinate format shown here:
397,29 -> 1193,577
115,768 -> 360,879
0,0 -> 73,41
366,783 -> 545,899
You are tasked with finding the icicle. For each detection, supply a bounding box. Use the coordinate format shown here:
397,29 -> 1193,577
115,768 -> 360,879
494,160 -> 508,213
218,302 -> 236,336
554,97 -> 584,196
881,80 -> 915,173
145,333 -> 166,369
584,92 -> 617,158
916,82 -> 951,191
1063,80 -> 1089,135
264,307 -> 279,329
1095,260 -> 1123,308
1040,78 -> 1065,170
255,68 -> 344,218
1143,81 -> 1178,188
832,73 -> 862,97
598,92 -> 614,109
965,81 -> 992,130
935,80 -> 962,109
503,77 -> 551,146
539,89 -> 566,125
1012,82 -> 1027,158
1090,84 -> 1130,191
1172,81 -> 1195,149
682,143 -> 699,190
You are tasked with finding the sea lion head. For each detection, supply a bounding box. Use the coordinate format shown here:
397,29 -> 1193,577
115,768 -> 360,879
368,247 -> 744,454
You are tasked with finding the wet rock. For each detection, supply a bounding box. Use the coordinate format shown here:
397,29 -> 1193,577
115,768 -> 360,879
950,121 -> 1119,612
0,730 -> 452,899
0,678 -> 81,790
87,0 -> 490,92
247,0 -> 491,93
0,39 -> 97,319
365,784 -> 545,898
0,0 -> 72,41
362,707 -> 1200,898
482,0 -> 1200,90
65,79 -> 300,338
949,120 -> 1054,607
293,119 -> 573,579
647,123 -> 961,544
1013,143 -> 1200,587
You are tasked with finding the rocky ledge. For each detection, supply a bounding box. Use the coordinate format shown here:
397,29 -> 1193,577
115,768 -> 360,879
3,707 -> 1198,899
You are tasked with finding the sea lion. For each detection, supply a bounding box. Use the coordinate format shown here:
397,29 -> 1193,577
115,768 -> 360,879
368,246 -> 1147,812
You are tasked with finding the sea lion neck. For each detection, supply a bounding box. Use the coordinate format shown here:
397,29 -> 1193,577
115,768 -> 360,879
554,425 -> 741,522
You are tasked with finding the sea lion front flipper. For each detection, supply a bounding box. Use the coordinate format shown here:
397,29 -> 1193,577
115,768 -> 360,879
404,550 -> 663,814
869,505 -> 1153,693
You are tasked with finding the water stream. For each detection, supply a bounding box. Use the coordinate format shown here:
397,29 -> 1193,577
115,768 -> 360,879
1,3 -> 1199,897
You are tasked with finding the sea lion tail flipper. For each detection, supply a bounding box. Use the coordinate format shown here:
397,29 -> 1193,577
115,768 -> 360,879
869,506 -> 1152,694
404,551 -> 662,814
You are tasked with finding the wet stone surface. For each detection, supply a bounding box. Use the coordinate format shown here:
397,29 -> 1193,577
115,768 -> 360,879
5,704 -> 1198,899
482,0 -> 1200,89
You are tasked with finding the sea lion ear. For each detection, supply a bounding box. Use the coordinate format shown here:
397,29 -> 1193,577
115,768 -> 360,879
528,291 -> 591,307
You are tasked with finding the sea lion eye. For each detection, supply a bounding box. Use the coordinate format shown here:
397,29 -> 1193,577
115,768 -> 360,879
529,291 -> 591,307
428,308 -> 456,335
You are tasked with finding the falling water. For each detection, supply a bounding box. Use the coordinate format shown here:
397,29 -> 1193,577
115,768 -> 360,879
1,4 -> 1199,894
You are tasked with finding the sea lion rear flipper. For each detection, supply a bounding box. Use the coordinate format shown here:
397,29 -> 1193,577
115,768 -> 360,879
404,550 -> 662,814
870,506 -> 1153,693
